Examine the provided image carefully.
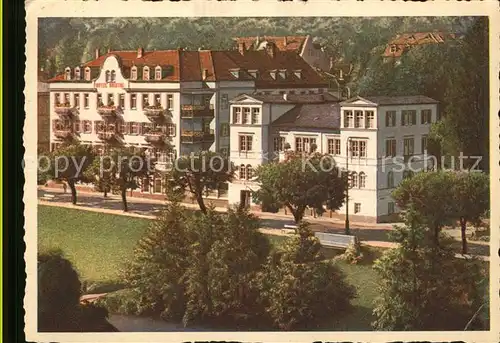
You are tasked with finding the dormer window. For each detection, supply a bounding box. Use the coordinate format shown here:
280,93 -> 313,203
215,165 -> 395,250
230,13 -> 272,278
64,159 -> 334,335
270,70 -> 277,80
294,69 -> 302,79
84,67 -> 91,81
111,70 -> 116,82
279,69 -> 286,79
390,45 -> 397,53
131,66 -> 137,80
105,70 -> 111,82
74,67 -> 81,80
155,66 -> 162,80
64,67 -> 71,80
248,69 -> 258,78
229,68 -> 240,79
143,66 -> 150,80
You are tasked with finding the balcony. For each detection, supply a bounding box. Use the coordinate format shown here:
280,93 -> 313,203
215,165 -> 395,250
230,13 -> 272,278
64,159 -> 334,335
144,105 -> 164,120
54,103 -> 75,119
54,129 -> 73,140
180,104 -> 214,118
97,106 -> 117,120
180,129 -> 215,144
97,131 -> 119,142
144,131 -> 167,144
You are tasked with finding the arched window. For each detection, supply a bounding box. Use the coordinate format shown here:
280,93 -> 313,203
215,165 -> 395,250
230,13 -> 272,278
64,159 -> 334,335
155,66 -> 162,80
359,172 -> 366,188
74,67 -> 81,80
143,66 -> 150,80
246,165 -> 253,180
111,70 -> 116,82
65,67 -> 71,80
350,171 -> 358,188
387,171 -> 394,188
84,67 -> 91,81
105,70 -> 111,82
239,164 -> 246,180
131,66 -> 137,80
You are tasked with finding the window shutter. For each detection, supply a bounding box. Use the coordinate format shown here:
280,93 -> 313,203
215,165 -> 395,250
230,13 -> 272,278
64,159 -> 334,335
392,112 -> 396,126
420,111 -> 424,124
401,111 -> 405,126
385,113 -> 389,127
412,111 -> 416,125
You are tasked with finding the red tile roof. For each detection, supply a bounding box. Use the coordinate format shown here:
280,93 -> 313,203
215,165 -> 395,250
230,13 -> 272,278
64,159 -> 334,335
48,48 -> 327,88
234,36 -> 308,53
383,32 -> 456,58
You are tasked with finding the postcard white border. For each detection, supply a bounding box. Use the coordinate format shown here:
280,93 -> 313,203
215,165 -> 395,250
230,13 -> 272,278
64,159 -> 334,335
25,1 -> 500,342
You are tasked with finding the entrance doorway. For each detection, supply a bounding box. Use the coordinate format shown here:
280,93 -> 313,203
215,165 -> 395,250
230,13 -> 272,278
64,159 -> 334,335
240,190 -> 251,208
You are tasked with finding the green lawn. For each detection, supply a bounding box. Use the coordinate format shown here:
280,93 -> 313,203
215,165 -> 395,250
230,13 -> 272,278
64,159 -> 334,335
39,205 -> 381,330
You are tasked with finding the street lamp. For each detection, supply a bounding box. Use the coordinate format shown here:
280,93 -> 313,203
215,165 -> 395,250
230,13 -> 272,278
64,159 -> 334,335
345,136 -> 367,235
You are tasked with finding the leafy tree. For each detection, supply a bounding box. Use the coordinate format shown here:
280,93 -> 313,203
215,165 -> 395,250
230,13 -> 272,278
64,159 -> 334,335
38,250 -> 118,332
451,172 -> 489,254
392,171 -> 456,246
372,208 -> 487,330
164,151 -> 233,214
253,152 -> 347,223
259,223 -> 356,330
41,143 -> 95,204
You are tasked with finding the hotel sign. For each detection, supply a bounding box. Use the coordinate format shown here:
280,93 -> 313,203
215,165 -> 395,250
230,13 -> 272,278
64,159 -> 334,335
95,82 -> 125,88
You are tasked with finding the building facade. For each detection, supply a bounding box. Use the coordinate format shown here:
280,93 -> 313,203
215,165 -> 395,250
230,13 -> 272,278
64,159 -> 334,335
228,94 -> 439,223
38,69 -> 50,151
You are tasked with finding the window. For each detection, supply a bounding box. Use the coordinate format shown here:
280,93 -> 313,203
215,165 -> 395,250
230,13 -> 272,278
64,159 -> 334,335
83,93 -> 89,109
142,177 -> 150,193
385,111 -> 396,127
74,67 -> 81,80
239,164 -> 246,180
350,172 -> 358,188
97,94 -> 103,107
270,70 -> 277,80
239,135 -> 252,152
94,120 -> 105,133
251,108 -> 260,124
421,109 -> 432,124
349,140 -> 367,158
84,120 -> 93,133
119,94 -> 125,108
166,123 -> 176,136
343,110 -> 353,128
64,93 -> 70,104
143,66 -> 150,80
130,122 -> 139,135
131,66 -> 137,80
220,147 -> 228,156
105,70 -> 110,82
153,178 -> 162,193
107,93 -> 114,106
248,70 -> 258,78
54,93 -> 60,105
327,138 -> 341,155
74,94 -> 80,109
365,111 -> 375,128
73,120 -> 81,133
154,93 -> 161,106
230,69 -> 240,78
246,165 -> 253,180
167,94 -> 173,110
295,137 -> 316,153
232,107 -> 241,124
385,139 -> 397,157
358,172 -> 366,188
130,94 -> 137,110
118,122 -> 126,134
221,94 -> 229,110
421,135 -> 428,153
403,137 -> 414,160
220,123 -> 229,137
279,70 -> 286,79
390,45 -> 397,53
354,203 -> 361,214
273,136 -> 285,152
388,202 -> 395,215
402,110 -> 417,126
387,171 -> 394,188
111,70 -> 116,82
155,67 -> 162,80
84,67 -> 91,81
294,70 -> 302,79
403,170 -> 414,180
354,110 -> 364,128
142,93 -> 149,108
242,108 -> 251,124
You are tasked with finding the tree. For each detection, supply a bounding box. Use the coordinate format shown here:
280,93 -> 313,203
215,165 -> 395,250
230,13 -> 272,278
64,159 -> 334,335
253,152 -> 347,223
41,143 -> 95,205
259,223 -> 356,330
372,208 -> 487,330
164,151 -> 233,214
38,250 -> 118,332
451,172 -> 489,254
392,171 -> 456,246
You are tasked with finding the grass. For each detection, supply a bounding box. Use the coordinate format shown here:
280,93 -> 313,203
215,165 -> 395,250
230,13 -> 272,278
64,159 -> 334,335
38,204 -> 381,330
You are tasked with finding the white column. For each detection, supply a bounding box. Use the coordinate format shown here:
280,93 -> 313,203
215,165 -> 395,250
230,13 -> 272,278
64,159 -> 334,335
124,93 -> 131,111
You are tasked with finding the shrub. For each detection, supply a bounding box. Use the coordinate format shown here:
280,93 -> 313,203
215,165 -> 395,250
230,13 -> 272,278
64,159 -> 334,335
336,240 -> 364,264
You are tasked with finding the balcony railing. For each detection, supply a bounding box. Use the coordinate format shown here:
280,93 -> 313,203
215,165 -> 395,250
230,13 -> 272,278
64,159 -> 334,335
180,104 -> 215,118
54,103 -> 75,118
97,106 -> 117,119
54,129 -> 73,140
144,131 -> 166,144
144,106 -> 164,120
97,131 -> 118,141
180,129 -> 215,143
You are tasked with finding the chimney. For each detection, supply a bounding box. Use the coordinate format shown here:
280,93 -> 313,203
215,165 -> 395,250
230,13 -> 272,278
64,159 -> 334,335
107,47 -> 111,53
202,68 -> 208,80
137,47 -> 144,58
284,36 -> 288,46
265,42 -> 276,58
95,48 -> 100,59
238,42 -> 246,55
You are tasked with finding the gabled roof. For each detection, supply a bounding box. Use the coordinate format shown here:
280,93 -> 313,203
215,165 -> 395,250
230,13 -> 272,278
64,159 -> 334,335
341,95 -> 439,106
233,36 -> 308,53
231,92 -> 339,104
272,103 -> 341,130
383,32 -> 457,58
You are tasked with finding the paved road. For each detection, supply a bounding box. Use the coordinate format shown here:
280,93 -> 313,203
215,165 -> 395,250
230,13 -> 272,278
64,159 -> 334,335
38,188 -> 490,257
